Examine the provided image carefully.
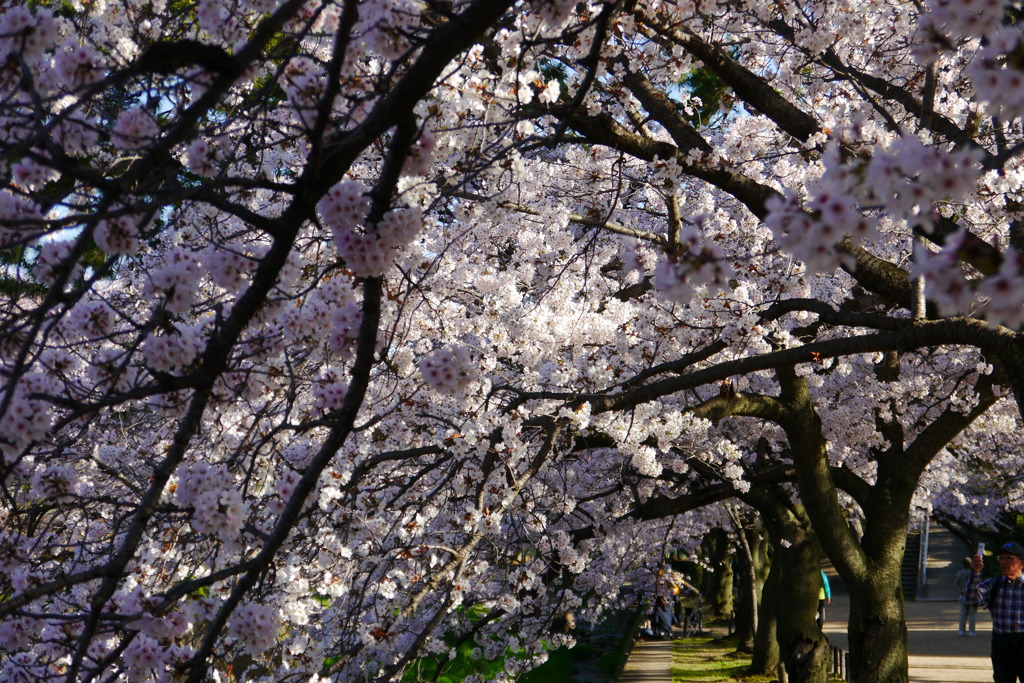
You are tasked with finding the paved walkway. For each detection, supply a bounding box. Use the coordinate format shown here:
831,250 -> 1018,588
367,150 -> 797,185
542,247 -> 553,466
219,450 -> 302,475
620,527 -> 995,682
824,593 -> 991,682
618,636 -> 674,683
619,596 -> 992,682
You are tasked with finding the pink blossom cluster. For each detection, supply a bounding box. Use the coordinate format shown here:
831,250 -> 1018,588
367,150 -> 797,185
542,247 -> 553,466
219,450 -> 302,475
283,56 -> 325,129
403,129 -> 436,176
977,248 -> 1024,327
0,530 -> 27,581
277,275 -> 357,346
629,445 -> 663,478
33,239 -> 80,286
318,181 -> 371,232
196,0 -> 231,37
968,28 -> 1024,119
766,136 -> 980,274
206,244 -> 260,291
0,617 -> 32,651
96,214 -> 142,256
0,652 -> 46,682
228,602 -> 279,657
312,368 -> 349,414
11,158 -> 58,191
53,42 -> 104,91
130,610 -> 192,642
0,6 -> 58,64
917,0 -> 1005,43
68,299 -> 116,338
191,487 -> 246,545
87,346 -> 138,393
52,113 -> 100,155
534,0 -> 579,30
185,137 -> 228,177
917,0 -> 1024,118
122,633 -> 172,679
145,249 -> 202,314
268,469 -> 301,516
29,463 -> 77,500
766,192 -> 869,275
354,0 -> 416,59
915,236 -> 1024,327
174,462 -> 246,545
112,107 -> 161,151
174,462 -> 230,509
319,180 -> 423,276
419,345 -> 475,395
651,222 -> 734,302
333,231 -> 391,277
328,301 -> 362,359
0,381 -> 51,462
0,190 -> 42,248
142,324 -> 205,375
869,136 -> 980,215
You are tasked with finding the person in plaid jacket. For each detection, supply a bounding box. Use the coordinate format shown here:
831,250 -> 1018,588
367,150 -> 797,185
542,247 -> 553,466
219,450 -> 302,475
968,542 -> 1024,683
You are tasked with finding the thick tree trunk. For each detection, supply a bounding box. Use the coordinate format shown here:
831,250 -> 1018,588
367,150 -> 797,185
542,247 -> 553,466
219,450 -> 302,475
772,366 -> 988,683
844,535 -> 910,683
774,532 -> 830,683
847,579 -> 909,683
742,495 -> 827,682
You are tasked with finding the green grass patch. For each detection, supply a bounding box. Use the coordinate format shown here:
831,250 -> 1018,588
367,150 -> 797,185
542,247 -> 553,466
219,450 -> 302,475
671,635 -> 774,683
520,644 -> 586,682
401,604 -> 640,682
401,638 -> 506,683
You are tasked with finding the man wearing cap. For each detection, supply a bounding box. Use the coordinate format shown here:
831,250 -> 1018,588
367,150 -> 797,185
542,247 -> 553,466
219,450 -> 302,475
968,541 -> 1024,683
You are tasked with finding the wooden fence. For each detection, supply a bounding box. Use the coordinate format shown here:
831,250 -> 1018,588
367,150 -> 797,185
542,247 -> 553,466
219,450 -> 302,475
831,646 -> 852,681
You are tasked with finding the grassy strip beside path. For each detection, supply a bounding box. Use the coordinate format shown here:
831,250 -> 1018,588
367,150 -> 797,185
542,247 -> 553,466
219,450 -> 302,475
671,635 -> 774,683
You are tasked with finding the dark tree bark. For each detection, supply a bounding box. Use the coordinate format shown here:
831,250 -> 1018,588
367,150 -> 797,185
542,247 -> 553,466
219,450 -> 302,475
731,519 -> 770,653
690,400 -> 830,683
771,509 -> 830,683
776,366 -> 997,683
703,527 -> 735,619
745,495 -> 828,682
751,548 -> 782,677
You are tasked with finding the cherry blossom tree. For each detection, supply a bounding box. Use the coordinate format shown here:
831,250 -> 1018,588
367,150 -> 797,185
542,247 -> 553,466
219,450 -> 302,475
2,0 -> 1024,683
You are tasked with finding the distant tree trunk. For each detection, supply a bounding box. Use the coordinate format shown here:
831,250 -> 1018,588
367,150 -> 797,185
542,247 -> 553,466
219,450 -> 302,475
731,520 -> 769,653
703,527 -> 734,618
750,537 -> 781,675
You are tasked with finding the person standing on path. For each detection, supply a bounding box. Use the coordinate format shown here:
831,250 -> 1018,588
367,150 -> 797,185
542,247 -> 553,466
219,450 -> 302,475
956,556 -> 980,636
817,570 -> 831,628
967,541 -> 1024,683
